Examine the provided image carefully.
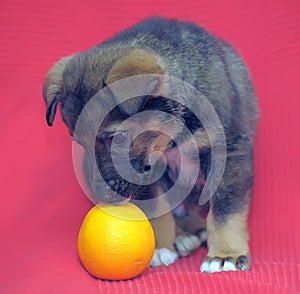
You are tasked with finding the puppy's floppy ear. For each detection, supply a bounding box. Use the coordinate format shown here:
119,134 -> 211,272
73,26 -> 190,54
106,49 -> 166,116
43,55 -> 74,126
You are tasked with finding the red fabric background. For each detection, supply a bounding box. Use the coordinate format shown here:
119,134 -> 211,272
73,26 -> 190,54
1,0 -> 300,293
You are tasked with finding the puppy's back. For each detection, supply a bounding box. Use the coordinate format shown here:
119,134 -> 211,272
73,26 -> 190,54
101,17 -> 258,132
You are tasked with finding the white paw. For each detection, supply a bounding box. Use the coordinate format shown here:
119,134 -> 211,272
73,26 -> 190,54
150,248 -> 178,267
200,255 -> 250,273
174,235 -> 201,257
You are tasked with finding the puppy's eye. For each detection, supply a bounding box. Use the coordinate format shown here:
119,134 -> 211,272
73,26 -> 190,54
107,131 -> 128,145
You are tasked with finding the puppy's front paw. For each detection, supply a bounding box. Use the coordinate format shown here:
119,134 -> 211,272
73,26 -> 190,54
174,235 -> 201,257
150,248 -> 178,267
200,255 -> 250,273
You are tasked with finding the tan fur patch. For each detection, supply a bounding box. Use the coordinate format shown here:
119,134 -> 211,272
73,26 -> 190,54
193,128 -> 213,149
132,115 -> 181,155
149,196 -> 176,250
149,133 -> 172,153
206,205 -> 249,259
106,48 -> 165,94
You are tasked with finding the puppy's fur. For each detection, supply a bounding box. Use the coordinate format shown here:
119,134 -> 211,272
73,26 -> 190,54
43,17 -> 258,272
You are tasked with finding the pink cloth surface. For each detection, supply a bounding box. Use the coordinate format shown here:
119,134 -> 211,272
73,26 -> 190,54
1,0 -> 300,293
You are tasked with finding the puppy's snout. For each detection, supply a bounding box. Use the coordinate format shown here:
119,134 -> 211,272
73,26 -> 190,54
130,157 -> 152,174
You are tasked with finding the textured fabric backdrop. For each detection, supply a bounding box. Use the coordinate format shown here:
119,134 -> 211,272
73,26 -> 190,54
1,0 -> 299,293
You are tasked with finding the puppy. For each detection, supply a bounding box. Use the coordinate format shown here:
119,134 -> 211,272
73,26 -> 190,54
43,17 -> 258,272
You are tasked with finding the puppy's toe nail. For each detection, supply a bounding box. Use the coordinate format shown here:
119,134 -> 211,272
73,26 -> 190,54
150,248 -> 178,267
159,248 -> 178,266
189,235 -> 201,248
200,256 -> 222,273
208,257 -> 222,273
150,250 -> 163,267
223,257 -> 237,271
200,256 -> 211,272
236,255 -> 250,271
175,235 -> 201,257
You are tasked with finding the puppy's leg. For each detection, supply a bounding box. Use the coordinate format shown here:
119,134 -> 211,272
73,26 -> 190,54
150,211 -> 179,266
150,209 -> 203,264
148,194 -> 178,267
174,204 -> 207,257
200,145 -> 253,273
201,202 -> 250,272
149,194 -> 204,264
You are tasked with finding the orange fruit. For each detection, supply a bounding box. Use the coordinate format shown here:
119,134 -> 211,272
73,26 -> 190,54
77,202 -> 155,280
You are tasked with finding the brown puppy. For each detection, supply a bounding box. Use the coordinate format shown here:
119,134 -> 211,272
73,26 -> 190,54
43,17 -> 258,272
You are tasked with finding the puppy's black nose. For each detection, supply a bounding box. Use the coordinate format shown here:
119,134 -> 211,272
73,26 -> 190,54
130,157 -> 152,174
143,164 -> 152,174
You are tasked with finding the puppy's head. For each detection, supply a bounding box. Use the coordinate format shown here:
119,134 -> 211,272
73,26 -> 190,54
43,48 -> 191,203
